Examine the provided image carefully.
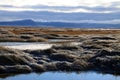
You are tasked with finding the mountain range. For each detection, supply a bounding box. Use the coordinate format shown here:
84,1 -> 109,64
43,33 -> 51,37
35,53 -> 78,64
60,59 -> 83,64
0,19 -> 120,29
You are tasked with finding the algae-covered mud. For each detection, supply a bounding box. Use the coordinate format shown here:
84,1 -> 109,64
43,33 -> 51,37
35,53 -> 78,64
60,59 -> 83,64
0,27 -> 120,76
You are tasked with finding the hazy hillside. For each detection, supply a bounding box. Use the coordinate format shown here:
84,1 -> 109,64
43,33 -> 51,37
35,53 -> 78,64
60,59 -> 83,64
0,19 -> 120,28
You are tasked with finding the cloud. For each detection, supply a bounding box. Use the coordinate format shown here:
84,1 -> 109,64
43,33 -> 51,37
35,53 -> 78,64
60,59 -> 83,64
24,5 -> 120,11
0,0 -> 120,7
0,7 -> 115,13
0,5 -> 120,13
0,0 -> 120,13
0,10 -> 120,22
0,5 -> 15,8
0,0 -> 120,21
74,19 -> 120,24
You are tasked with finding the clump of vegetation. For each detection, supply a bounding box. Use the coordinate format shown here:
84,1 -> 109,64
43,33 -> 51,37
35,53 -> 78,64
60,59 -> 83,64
71,60 -> 90,70
50,53 -> 77,62
27,37 -> 48,42
53,43 -> 80,50
20,35 -> 33,39
0,38 -> 25,42
56,61 -> 72,71
0,66 -> 6,73
0,47 -> 35,65
0,55 -> 32,65
30,63 -> 45,72
45,62 -> 57,71
5,65 -> 32,73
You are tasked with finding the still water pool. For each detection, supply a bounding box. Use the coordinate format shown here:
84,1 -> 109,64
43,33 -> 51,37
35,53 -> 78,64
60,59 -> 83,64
0,72 -> 120,80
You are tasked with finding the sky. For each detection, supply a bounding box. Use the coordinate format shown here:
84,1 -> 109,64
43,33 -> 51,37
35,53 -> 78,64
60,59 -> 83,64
0,0 -> 120,23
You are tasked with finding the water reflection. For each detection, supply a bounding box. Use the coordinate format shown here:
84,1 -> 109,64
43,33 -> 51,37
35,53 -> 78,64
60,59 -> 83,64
0,71 -> 120,80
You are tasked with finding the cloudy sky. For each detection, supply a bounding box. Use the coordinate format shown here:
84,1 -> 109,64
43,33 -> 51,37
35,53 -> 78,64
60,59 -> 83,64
0,0 -> 120,23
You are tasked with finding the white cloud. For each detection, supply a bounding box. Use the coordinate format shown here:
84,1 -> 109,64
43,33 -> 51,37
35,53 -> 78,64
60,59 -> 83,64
0,0 -> 120,13
0,0 -> 120,7
0,7 -> 115,13
41,19 -> 120,24
77,19 -> 120,24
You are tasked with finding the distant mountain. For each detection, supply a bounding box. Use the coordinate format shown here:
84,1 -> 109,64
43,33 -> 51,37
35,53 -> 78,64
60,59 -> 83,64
0,19 -> 37,26
37,22 -> 120,28
0,19 -> 120,29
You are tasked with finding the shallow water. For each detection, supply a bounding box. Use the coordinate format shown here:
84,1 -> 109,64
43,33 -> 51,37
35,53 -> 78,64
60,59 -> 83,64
0,41 -> 81,50
0,72 -> 120,80
0,42 -> 53,50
